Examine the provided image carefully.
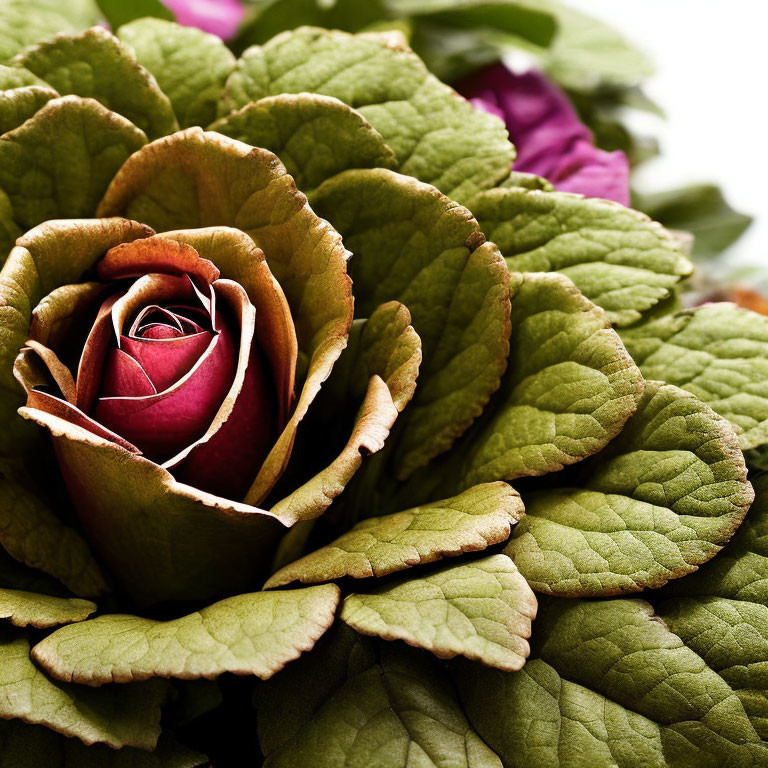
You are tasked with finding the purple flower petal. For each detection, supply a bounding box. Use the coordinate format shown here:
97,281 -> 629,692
161,0 -> 245,40
460,64 -> 630,206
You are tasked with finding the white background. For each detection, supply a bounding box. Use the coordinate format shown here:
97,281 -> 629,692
574,0 -> 767,268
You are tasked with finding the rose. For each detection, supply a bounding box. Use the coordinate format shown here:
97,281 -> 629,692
22,233 -> 294,501
0,21 -> 765,768
457,63 -> 631,205
8,152 -> 355,606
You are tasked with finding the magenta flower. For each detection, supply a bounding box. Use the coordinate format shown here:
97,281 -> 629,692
161,0 -> 245,40
458,63 -> 630,205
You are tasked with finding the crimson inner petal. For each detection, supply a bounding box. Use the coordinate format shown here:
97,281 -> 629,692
121,330 -> 213,392
139,324 -> 186,340
93,300 -> 237,462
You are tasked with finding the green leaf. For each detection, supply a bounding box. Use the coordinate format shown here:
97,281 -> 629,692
117,19 -> 235,128
24,0 -> 102,29
96,0 -> 174,30
531,0 -> 655,90
31,584 -> 339,685
468,187 -> 692,326
506,381 -> 753,596
0,720 -> 206,768
661,473 -> 768,737
312,167 -> 510,478
270,301 -> 421,524
234,0 -> 390,49
266,481 -> 524,588
0,2 -> 79,63
660,596 -> 768,739
0,633 -> 167,749
498,170 -> 553,191
633,184 -> 753,260
98,131 -> 353,508
0,189 -> 21,259
0,86 -> 58,134
16,27 -> 178,140
387,0 -> 557,48
0,96 -> 146,248
0,65 -> 48,90
0,588 -> 94,628
210,93 -> 397,193
455,597 -> 766,767
258,627 -> 503,768
668,472 -> 768,608
341,553 -> 536,671
453,271 -> 643,487
220,26 -> 513,202
0,544 -> 68,596
622,304 -> 768,452
0,462 -> 109,600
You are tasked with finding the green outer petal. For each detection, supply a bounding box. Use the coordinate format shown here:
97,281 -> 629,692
506,381 -> 753,597
98,128 -> 355,505
468,187 -> 692,326
270,301 -> 421,524
0,86 -> 58,134
210,93 -> 397,194
0,720 -> 207,768
0,632 -> 167,749
31,584 -> 340,685
455,597 -> 767,767
341,553 -> 536,671
220,26 -> 513,202
19,404 -> 286,606
456,271 -> 643,487
0,588 -> 94,628
117,18 -> 235,129
266,481 -> 523,588
15,27 -> 178,140
312,167 -> 511,478
0,95 -> 147,251
622,303 -> 768,451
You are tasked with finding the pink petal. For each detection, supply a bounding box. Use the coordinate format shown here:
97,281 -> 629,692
121,331 -> 212,392
166,280 -> 276,499
172,346 -> 275,499
99,349 -> 156,398
93,311 -> 237,462
77,274 -> 200,412
161,0 -> 245,40
458,64 -> 630,206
